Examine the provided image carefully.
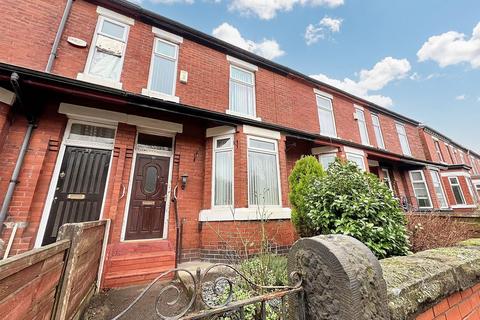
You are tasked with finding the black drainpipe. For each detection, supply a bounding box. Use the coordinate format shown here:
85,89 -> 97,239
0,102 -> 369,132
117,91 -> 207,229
0,73 -> 36,233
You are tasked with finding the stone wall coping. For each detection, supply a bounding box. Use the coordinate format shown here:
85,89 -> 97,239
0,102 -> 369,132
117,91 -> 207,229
381,238 -> 480,319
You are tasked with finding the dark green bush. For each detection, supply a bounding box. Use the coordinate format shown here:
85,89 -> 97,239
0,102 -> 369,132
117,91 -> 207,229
288,156 -> 325,237
290,158 -> 409,258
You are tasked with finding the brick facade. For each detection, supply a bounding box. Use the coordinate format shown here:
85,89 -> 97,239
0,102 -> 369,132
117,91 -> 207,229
0,0 -> 478,287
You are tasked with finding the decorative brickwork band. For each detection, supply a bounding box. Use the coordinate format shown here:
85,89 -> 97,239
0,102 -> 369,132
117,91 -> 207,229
287,234 -> 389,320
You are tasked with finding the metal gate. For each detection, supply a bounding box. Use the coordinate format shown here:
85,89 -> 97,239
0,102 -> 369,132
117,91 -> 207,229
113,264 -> 305,320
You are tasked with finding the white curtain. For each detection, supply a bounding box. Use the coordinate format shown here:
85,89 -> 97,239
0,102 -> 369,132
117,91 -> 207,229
89,49 -> 122,81
248,151 -> 279,206
214,150 -> 233,206
230,67 -> 254,116
151,54 -> 176,95
319,108 -> 335,136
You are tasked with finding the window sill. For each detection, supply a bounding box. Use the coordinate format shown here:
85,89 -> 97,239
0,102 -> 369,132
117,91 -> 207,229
199,207 -> 291,222
451,204 -> 477,209
76,73 -> 123,90
226,109 -> 261,121
141,88 -> 180,103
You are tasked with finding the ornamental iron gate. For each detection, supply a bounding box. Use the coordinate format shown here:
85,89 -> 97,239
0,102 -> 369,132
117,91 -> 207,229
112,264 -> 305,320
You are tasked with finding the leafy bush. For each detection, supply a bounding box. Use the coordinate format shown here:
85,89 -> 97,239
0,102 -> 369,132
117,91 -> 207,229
290,158 -> 410,258
288,156 -> 325,237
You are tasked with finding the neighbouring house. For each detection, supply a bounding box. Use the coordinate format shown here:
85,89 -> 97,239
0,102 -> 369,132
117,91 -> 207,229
0,0 -> 478,287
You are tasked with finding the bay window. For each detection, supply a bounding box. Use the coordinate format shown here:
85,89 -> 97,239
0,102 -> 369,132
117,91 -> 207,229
248,137 -> 281,206
319,153 -> 336,170
430,170 -> 448,208
449,177 -> 466,205
381,168 -> 393,191
346,153 -> 366,171
409,170 -> 432,209
213,136 -> 234,207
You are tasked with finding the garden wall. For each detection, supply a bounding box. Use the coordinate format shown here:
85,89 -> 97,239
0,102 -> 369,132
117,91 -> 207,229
288,235 -> 480,320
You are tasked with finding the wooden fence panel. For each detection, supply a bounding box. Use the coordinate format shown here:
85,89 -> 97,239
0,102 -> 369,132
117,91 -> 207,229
0,240 -> 70,320
54,220 -> 107,320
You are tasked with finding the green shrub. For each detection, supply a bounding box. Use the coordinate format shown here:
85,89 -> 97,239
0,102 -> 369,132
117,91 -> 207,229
288,156 -> 325,237
290,158 -> 409,258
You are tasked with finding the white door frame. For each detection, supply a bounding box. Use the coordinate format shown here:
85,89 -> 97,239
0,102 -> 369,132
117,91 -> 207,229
120,130 -> 175,242
34,119 -> 117,248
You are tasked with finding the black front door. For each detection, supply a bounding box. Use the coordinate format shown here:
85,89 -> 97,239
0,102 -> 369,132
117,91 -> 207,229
42,146 -> 111,245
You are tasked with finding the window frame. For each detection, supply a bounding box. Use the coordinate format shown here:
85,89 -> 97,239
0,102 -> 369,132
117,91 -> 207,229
146,37 -> 180,98
83,15 -> 130,84
346,153 -> 366,171
228,65 -> 257,118
470,156 -> 479,175
246,135 -> 282,207
429,170 -> 448,209
211,134 -> 235,208
355,107 -> 370,146
316,93 -> 337,138
318,153 -> 337,170
433,138 -> 445,162
381,168 -> 393,191
371,113 -> 385,149
409,170 -> 433,209
395,122 -> 412,156
449,176 -> 466,205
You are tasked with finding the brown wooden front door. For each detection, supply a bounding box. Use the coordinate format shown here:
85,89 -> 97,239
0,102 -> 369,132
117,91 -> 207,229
43,146 -> 111,245
125,154 -> 170,240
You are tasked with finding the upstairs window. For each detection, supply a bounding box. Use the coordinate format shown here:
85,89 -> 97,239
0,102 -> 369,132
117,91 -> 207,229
459,151 -> 465,164
430,170 -> 448,208
86,16 -> 129,82
410,170 -> 432,208
371,114 -> 385,149
395,123 -> 412,156
229,65 -> 256,117
248,137 -> 280,206
433,139 -> 445,162
355,107 -> 370,145
316,94 -> 337,137
213,136 -> 234,207
446,144 -> 455,163
449,177 -> 466,205
147,38 -> 179,97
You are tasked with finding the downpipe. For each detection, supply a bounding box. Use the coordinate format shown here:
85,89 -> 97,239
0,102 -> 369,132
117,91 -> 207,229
45,0 -> 74,72
172,184 -> 182,268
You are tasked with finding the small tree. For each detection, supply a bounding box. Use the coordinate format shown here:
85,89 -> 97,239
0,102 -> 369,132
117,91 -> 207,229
288,156 -> 325,237
290,158 -> 410,258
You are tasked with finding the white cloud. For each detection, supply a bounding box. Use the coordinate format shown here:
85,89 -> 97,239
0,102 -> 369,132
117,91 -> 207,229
456,94 -> 466,100
212,22 -> 285,60
417,22 -> 480,68
310,57 -> 411,107
228,0 -> 344,20
304,16 -> 342,45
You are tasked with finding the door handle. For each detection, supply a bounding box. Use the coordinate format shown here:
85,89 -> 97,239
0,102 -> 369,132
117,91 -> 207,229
119,183 -> 126,200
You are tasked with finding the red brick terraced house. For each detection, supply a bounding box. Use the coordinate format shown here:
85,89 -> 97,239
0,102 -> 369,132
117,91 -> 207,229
0,0 -> 479,287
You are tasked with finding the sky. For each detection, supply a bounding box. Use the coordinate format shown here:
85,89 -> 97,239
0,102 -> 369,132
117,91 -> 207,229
130,0 -> 480,153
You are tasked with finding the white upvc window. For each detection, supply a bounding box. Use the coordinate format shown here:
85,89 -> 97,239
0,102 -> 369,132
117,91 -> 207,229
409,170 -> 432,209
467,177 -> 478,203
146,38 -> 179,98
229,65 -> 256,117
318,153 -> 336,170
430,170 -> 448,208
83,16 -> 130,85
396,123 -> 412,156
346,153 -> 366,171
355,107 -> 370,145
470,156 -> 479,175
371,114 -> 385,149
433,139 -> 445,162
247,136 -> 281,206
449,177 -> 466,205
459,151 -> 466,164
316,94 -> 337,137
212,135 -> 234,207
381,168 -> 393,191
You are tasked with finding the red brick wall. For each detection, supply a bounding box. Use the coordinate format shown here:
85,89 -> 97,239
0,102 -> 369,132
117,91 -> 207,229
416,283 -> 480,320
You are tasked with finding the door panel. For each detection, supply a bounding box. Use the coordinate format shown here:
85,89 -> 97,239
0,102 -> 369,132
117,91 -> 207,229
43,146 -> 111,245
125,154 -> 170,240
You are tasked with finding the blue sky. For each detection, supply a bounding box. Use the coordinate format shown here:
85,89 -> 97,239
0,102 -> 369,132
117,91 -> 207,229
133,0 -> 480,153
